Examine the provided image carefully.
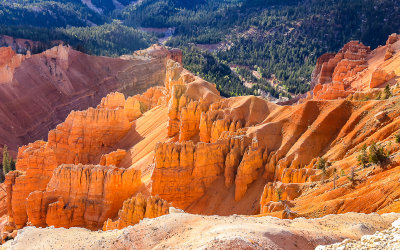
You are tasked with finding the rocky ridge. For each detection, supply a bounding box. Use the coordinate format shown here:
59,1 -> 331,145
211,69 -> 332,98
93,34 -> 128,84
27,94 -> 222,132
0,43 -> 178,157
317,218 -> 400,249
3,84 -> 168,233
310,34 -> 400,100
2,212 -> 400,250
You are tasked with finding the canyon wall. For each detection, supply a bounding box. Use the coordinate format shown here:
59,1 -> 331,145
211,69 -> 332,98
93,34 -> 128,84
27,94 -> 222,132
0,44 -> 178,157
151,36 -> 400,218
26,164 -> 141,230
3,87 -> 167,232
2,35 -> 400,239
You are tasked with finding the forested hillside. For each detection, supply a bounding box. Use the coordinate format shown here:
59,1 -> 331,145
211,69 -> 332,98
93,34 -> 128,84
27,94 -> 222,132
1,0 -> 400,98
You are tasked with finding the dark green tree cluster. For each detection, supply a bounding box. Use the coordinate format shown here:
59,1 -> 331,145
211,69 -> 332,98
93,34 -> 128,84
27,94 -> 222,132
0,21 -> 155,57
357,142 -> 389,168
368,142 -> 388,165
182,46 -> 253,97
396,132 -> 400,143
0,0 -> 105,28
1,0 -> 400,98
357,144 -> 369,168
1,145 -> 16,182
381,85 -> 392,99
60,21 -> 155,56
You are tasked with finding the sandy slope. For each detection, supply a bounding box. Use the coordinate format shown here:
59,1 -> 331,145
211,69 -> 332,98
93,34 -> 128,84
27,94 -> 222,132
3,212 -> 399,250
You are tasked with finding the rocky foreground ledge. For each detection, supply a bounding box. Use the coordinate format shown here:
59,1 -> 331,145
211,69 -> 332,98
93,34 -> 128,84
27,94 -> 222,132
317,217 -> 400,249
2,212 -> 399,250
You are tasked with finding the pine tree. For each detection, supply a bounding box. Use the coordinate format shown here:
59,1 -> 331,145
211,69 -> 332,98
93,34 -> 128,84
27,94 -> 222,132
383,85 -> 392,99
10,156 -> 16,171
2,145 -> 11,176
357,144 -> 368,168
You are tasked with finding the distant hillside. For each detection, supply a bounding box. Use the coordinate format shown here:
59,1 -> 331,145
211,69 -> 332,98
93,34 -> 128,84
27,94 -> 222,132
0,0 -> 400,98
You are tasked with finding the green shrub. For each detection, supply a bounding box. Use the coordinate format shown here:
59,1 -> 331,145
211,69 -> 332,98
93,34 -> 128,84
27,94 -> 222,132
2,145 -> 11,177
357,144 -> 369,168
395,132 -> 400,143
317,157 -> 327,171
368,142 -> 388,164
382,85 -> 392,99
276,188 -> 283,201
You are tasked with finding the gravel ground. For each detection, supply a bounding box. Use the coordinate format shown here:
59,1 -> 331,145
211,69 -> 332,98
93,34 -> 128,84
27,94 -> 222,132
317,218 -> 400,250
2,212 -> 400,250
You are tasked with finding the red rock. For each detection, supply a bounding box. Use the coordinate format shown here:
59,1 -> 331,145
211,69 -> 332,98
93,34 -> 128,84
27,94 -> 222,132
311,41 -> 370,100
3,38 -> 400,235
370,69 -> 396,88
5,96 -> 134,230
234,138 -> 266,201
260,182 -> 303,213
0,47 -> 27,84
99,149 -> 127,167
26,164 -> 141,229
384,45 -> 395,61
374,111 -> 387,122
386,33 -> 400,45
0,44 -> 176,159
103,193 -> 170,230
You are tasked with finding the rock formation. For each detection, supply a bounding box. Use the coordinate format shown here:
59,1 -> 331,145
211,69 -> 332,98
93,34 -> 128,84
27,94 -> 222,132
2,35 -> 400,243
99,149 -> 127,167
151,39 -> 400,218
103,193 -> 170,230
310,35 -> 400,100
0,47 -> 28,84
27,164 -> 141,229
311,41 -> 370,100
370,69 -> 396,88
0,43 -> 177,158
3,88 -> 167,231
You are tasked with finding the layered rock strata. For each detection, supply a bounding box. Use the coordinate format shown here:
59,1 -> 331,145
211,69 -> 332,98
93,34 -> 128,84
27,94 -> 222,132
26,164 -> 141,229
312,41 -> 370,99
3,89 -> 166,231
151,43 -> 400,218
103,193 -> 170,230
0,44 -> 177,157
310,34 -> 400,100
3,35 -> 400,239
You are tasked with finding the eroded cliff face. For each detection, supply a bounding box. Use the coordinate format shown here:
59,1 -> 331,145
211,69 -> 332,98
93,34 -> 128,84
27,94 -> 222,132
27,164 -> 141,230
0,43 -> 176,157
311,41 -> 370,100
3,88 -> 167,232
151,35 -> 400,218
152,61 -> 278,209
103,193 -> 170,230
310,34 -> 400,100
2,36 -> 400,240
0,47 -> 28,84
